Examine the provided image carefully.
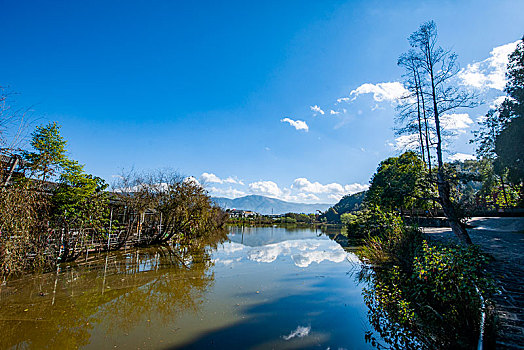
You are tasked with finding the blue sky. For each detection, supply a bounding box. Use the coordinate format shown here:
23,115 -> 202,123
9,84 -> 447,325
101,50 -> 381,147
1,0 -> 523,203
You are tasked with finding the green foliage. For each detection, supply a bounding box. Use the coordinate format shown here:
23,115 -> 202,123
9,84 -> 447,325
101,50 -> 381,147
413,242 -> 495,312
353,207 -> 424,269
366,151 -> 432,212
23,122 -> 68,182
52,159 -> 109,231
361,236 -> 495,349
346,206 -> 404,238
495,115 -> 524,185
472,36 -> 523,205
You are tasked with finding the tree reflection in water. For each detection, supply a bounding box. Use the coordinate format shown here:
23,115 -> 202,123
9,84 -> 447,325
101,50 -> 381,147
0,228 -> 228,349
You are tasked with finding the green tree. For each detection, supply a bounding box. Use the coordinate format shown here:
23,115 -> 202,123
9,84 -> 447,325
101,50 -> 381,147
51,159 -> 109,260
23,122 -> 68,182
366,151 -> 431,213
494,36 -> 524,187
472,36 -> 523,204
495,116 -> 524,185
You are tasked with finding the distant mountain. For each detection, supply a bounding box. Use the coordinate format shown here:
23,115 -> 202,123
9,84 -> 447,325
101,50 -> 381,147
211,195 -> 331,215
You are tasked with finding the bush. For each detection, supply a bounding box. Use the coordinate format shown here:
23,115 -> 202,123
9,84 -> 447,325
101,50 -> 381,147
360,229 -> 495,349
345,205 -> 405,239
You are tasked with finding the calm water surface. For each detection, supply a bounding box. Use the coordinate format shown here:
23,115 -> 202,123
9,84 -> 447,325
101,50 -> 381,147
0,226 -> 381,349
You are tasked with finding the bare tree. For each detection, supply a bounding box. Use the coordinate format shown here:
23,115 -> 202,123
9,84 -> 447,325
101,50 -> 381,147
397,50 -> 433,174
113,169 -> 227,247
404,21 -> 477,244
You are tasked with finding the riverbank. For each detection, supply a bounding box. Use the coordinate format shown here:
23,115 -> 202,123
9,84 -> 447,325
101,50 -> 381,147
424,217 -> 524,349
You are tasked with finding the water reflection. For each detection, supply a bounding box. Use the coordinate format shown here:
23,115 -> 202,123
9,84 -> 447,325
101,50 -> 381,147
215,239 -> 358,267
1,226 -> 380,349
0,235 -> 225,349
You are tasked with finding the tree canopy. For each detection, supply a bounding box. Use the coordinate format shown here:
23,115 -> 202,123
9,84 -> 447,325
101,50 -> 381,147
366,151 -> 431,212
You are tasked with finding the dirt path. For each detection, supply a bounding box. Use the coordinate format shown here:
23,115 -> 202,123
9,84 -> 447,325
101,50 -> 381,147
425,217 -> 524,349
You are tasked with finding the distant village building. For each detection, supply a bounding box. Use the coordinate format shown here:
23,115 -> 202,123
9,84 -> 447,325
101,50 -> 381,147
226,209 -> 258,218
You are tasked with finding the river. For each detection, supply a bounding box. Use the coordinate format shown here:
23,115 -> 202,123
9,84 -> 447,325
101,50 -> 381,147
0,225 -> 383,349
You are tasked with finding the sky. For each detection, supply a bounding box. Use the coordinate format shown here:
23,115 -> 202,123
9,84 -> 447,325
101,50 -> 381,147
1,0 -> 523,204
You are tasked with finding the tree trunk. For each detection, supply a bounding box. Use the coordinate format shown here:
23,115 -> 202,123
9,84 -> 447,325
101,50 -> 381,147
436,171 -> 472,244
428,57 -> 473,245
413,67 -> 426,164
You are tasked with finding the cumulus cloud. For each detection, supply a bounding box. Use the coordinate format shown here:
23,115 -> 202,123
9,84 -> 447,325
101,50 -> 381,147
292,178 -> 367,196
329,109 -> 340,115
391,134 -> 421,151
292,178 -> 341,194
449,153 -> 476,162
201,172 -> 222,183
348,82 -> 408,103
244,178 -> 368,203
440,113 -> 474,133
249,180 -> 282,197
296,193 -> 320,202
345,183 -> 369,194
208,186 -> 247,199
459,40 -> 520,90
289,178 -> 369,202
310,105 -> 325,115
281,118 -> 309,132
201,172 -> 244,185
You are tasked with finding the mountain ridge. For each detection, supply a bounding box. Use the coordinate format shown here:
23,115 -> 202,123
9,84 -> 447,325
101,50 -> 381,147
211,195 -> 331,215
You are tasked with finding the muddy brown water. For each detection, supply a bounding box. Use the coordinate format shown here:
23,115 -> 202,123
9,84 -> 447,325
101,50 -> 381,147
0,226 -> 382,349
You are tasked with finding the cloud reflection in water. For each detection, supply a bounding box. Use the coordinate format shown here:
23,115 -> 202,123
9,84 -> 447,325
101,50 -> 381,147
214,238 -> 358,268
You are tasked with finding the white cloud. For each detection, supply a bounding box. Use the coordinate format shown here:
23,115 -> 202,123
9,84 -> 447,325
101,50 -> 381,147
310,105 -> 325,115
225,177 -> 243,185
296,193 -> 320,202
459,40 -> 520,91
440,113 -> 474,133
249,180 -> 282,197
281,118 -> 309,132
449,153 -> 476,162
344,183 -> 369,194
392,134 -> 421,151
489,95 -> 507,109
201,172 -> 222,183
349,81 -> 408,103
336,97 -> 350,103
208,186 -> 247,199
329,109 -> 340,115
283,326 -> 311,340
243,178 -> 368,203
290,178 -> 368,202
201,172 -> 244,185
292,177 -> 343,194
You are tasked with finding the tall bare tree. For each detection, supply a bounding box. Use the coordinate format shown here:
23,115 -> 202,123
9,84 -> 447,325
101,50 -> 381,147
397,50 -> 433,174
404,21 -> 477,244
